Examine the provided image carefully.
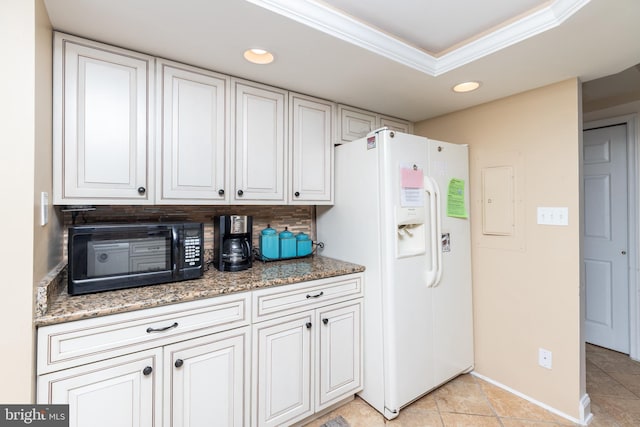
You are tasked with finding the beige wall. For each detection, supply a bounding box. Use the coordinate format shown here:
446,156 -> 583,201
0,0 -> 58,402
415,79 -> 583,418
584,99 -> 640,124
34,0 -> 62,282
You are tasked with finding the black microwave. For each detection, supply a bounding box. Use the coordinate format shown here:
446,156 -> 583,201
68,222 -> 204,295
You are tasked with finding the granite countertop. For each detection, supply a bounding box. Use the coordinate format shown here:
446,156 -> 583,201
35,256 -> 365,327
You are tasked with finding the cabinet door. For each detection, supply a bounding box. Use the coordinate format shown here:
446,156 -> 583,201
156,60 -> 229,204
378,115 -> 413,134
232,79 -> 287,204
37,349 -> 161,427
165,327 -> 249,427
338,105 -> 376,143
53,33 -> 153,204
253,312 -> 313,427
289,93 -> 334,204
316,301 -> 362,411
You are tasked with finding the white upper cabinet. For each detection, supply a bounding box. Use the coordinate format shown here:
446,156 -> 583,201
51,33 -> 412,206
232,79 -> 287,204
379,115 -> 414,134
338,104 -> 413,144
53,33 -> 154,204
156,60 -> 229,204
338,105 -> 376,143
289,93 -> 334,204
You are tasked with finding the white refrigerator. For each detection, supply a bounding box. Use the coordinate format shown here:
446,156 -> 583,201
316,128 -> 474,419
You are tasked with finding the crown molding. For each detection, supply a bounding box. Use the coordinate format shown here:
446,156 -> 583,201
245,0 -> 590,76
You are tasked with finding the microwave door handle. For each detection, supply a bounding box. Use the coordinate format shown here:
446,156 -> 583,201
172,227 -> 179,274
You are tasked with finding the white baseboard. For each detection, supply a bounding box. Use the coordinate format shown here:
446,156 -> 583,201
471,371 -> 592,426
579,393 -> 593,425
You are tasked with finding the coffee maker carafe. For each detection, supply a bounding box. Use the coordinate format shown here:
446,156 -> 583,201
214,215 -> 253,271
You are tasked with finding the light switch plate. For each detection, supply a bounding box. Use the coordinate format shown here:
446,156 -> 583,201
537,207 -> 568,226
40,192 -> 48,226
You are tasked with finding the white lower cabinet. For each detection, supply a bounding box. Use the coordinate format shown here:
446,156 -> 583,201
38,349 -> 161,427
253,312 -> 314,426
316,302 -> 361,411
37,273 -> 363,427
37,293 -> 251,427
164,327 -> 250,427
252,275 -> 363,426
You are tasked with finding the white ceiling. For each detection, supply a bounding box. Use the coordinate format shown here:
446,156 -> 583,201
320,0 -> 547,53
43,0 -> 640,122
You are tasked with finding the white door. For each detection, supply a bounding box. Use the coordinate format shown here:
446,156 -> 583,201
289,93 -> 334,204
253,312 -> 313,427
38,349 -> 161,427
583,124 -> 629,353
316,301 -> 362,411
232,80 -> 287,204
157,60 -> 229,203
165,327 -> 249,427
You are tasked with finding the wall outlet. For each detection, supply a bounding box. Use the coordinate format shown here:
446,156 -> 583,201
539,348 -> 552,369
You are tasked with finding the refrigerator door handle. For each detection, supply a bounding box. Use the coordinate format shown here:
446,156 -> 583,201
424,176 -> 443,288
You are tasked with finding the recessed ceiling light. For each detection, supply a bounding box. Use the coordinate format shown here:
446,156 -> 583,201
243,48 -> 274,65
453,81 -> 481,93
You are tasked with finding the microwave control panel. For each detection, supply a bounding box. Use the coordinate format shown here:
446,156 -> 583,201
183,234 -> 202,267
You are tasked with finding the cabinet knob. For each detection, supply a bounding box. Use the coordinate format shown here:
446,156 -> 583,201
237,189 -> 244,196
322,318 -> 329,325
218,189 -> 225,196
295,191 -> 300,197
306,322 -> 312,329
137,186 -> 146,195
142,366 -> 153,376
174,359 -> 184,368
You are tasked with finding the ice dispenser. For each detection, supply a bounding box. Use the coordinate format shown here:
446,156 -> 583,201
396,206 -> 426,257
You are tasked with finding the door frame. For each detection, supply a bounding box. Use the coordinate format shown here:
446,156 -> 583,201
584,114 -> 639,360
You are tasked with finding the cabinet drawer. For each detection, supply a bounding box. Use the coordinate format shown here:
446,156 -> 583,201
253,273 -> 363,322
38,293 -> 250,374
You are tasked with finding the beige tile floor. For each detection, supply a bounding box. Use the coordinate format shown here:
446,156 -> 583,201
304,344 -> 640,427
587,343 -> 640,426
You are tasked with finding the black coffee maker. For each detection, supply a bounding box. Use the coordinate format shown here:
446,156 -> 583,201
214,215 -> 253,271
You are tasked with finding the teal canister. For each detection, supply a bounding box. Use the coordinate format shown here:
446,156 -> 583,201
279,227 -> 296,259
260,225 -> 280,260
296,232 -> 312,257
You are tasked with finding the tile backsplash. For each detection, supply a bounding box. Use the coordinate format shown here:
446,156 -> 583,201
60,205 -> 316,259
